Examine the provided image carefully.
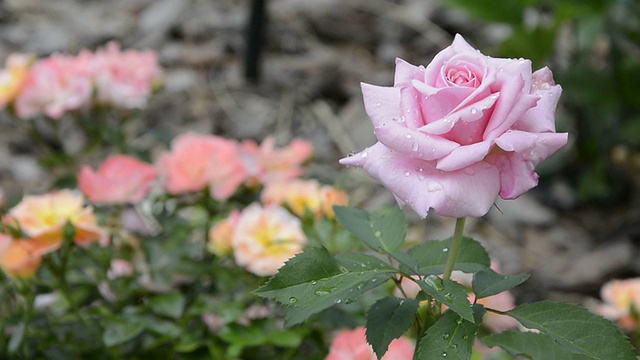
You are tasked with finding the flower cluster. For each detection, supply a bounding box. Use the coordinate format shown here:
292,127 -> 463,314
0,132 -> 347,279
0,41 -> 161,119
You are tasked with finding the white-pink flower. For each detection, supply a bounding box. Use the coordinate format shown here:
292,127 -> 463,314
90,41 -> 161,109
231,203 -> 306,276
598,278 -> 640,331
15,52 -> 93,119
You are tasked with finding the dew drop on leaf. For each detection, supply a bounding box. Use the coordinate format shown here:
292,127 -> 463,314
289,297 -> 297,304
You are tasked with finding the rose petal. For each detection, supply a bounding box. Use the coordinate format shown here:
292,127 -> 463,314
484,90 -> 539,141
436,140 -> 493,171
373,122 -> 459,160
394,58 -> 425,86
495,131 -> 568,166
488,152 -> 539,199
516,67 -> 562,133
361,83 -> 402,127
341,142 -> 500,218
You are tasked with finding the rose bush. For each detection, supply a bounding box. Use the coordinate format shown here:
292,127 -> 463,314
340,34 -> 568,218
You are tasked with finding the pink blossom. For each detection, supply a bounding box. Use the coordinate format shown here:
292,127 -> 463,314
15,52 -> 93,119
231,203 -> 306,276
107,259 -> 134,279
340,34 -> 567,218
157,133 -> 246,199
240,136 -> 313,186
90,41 -> 161,109
326,326 -> 414,360
78,155 -> 157,205
598,278 -> 640,331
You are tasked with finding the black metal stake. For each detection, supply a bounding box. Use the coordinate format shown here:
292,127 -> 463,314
244,0 -> 267,82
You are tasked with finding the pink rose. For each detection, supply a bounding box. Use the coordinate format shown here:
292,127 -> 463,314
340,35 -> 567,218
157,133 -> 246,199
326,326 -> 414,360
90,41 -> 161,109
239,136 -> 314,186
15,53 -> 93,119
78,155 -> 157,205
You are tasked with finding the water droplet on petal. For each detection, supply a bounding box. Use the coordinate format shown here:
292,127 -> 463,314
418,175 -> 425,181
470,108 -> 478,114
406,108 -> 412,113
376,101 -> 381,106
464,168 -> 475,175
404,171 -> 410,177
411,142 -> 419,152
404,133 -> 412,139
289,297 -> 297,304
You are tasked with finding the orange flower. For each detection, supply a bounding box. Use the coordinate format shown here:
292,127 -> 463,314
598,278 -> 640,331
320,185 -> 349,218
240,137 -> 313,186
0,234 -> 42,279
231,203 -> 306,276
157,133 -> 246,199
6,190 -> 106,253
208,210 -> 240,257
261,179 -> 348,219
0,54 -> 33,109
78,154 -> 157,205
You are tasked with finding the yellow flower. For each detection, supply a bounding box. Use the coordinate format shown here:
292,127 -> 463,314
6,190 -> 106,254
0,54 -> 33,109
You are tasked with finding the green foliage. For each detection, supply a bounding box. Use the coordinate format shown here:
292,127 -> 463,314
407,237 -> 491,275
415,305 -> 486,360
472,268 -> 529,299
418,275 -> 475,323
333,206 -> 406,253
506,301 -> 637,359
366,297 -> 419,359
483,331 -> 593,360
254,248 -> 395,326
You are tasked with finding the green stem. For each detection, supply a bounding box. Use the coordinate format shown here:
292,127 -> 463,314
442,217 -> 466,281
